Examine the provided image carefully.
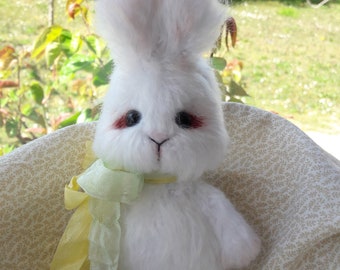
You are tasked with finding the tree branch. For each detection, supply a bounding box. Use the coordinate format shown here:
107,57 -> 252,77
306,0 -> 332,8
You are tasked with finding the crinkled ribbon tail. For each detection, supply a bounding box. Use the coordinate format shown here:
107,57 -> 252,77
50,177 -> 91,270
88,220 -> 121,270
88,199 -> 121,270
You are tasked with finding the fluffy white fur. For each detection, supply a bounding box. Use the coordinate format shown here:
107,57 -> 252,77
93,0 -> 260,269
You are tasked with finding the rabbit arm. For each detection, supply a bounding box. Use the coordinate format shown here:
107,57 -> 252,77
196,181 -> 261,269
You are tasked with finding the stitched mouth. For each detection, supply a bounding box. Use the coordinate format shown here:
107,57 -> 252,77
156,145 -> 161,161
149,138 -> 169,162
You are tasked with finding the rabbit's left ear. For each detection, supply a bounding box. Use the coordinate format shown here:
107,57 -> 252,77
159,0 -> 228,56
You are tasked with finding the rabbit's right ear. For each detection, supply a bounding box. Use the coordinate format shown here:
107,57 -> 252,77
95,0 -> 228,65
94,0 -> 159,65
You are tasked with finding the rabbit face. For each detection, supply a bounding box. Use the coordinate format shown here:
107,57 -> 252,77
93,58 -> 229,181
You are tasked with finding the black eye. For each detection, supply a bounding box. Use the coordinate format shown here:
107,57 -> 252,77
125,110 -> 141,127
114,110 -> 142,129
175,111 -> 204,129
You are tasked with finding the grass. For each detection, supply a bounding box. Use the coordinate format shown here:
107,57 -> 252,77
221,1 -> 340,133
0,0 -> 88,48
0,0 -> 339,136
0,0 -> 47,47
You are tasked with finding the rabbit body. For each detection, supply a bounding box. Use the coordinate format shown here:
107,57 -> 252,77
119,181 -> 260,270
93,0 -> 260,269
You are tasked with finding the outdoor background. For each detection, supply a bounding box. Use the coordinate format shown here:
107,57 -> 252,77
0,0 -> 339,156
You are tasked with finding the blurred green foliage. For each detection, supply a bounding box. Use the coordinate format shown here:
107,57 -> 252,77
0,0 -> 244,155
0,0 -> 110,154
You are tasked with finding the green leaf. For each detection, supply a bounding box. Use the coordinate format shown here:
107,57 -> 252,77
60,29 -> 74,57
77,108 -> 94,123
0,97 -> 9,107
0,144 -> 15,156
228,96 -> 244,103
5,118 -> 19,138
43,30 -> 82,66
58,112 -> 81,128
83,35 -> 102,57
21,103 -> 32,115
214,70 -> 227,89
30,82 -> 44,105
70,33 -> 83,55
32,26 -> 63,59
0,111 -> 4,128
45,42 -> 62,66
24,109 -> 46,128
214,70 -> 227,99
93,60 -> 114,87
210,57 -> 227,71
60,54 -> 96,75
229,80 -> 249,97
214,70 -> 224,85
8,89 -> 18,101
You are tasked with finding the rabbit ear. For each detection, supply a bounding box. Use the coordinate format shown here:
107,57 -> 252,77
160,0 -> 228,55
95,0 -> 228,64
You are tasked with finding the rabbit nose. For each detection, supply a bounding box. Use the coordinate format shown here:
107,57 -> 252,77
149,132 -> 170,146
149,137 -> 169,148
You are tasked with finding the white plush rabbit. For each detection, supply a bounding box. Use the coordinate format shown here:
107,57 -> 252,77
92,0 -> 261,269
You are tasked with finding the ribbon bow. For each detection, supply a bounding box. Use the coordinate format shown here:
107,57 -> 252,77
50,157 -> 176,270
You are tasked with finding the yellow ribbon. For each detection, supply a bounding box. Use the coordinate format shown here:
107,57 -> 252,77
50,177 -> 91,270
50,145 -> 176,270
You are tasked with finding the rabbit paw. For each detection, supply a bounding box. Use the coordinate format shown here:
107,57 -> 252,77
220,223 -> 261,269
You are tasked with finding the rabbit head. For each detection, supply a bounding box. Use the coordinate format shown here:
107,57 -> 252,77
93,0 -> 230,181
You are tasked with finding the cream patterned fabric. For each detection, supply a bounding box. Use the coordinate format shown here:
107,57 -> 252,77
0,103 -> 339,270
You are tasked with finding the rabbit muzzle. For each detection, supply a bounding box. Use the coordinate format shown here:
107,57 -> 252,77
149,137 -> 169,161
